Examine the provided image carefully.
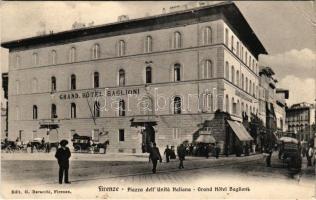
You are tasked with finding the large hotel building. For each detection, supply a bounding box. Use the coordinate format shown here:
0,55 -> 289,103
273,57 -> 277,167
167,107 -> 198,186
2,2 -> 267,153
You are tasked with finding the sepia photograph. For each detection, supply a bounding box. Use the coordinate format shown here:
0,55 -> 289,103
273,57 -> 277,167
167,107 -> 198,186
0,1 -> 315,199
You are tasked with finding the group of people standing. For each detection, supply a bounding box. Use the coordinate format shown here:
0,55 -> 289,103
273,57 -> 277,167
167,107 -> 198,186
148,143 -> 188,173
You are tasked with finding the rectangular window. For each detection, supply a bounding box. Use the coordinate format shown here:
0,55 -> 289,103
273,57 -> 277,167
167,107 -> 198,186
119,129 -> 125,142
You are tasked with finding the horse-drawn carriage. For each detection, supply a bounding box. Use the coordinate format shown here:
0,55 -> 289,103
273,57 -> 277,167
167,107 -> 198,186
71,134 -> 109,153
278,136 -> 302,172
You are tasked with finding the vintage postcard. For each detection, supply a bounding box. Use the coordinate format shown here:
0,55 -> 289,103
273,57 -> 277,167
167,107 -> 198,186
0,1 -> 315,199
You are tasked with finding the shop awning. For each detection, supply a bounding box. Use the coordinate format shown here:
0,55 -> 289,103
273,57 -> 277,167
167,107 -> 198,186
227,120 -> 253,141
196,133 -> 216,144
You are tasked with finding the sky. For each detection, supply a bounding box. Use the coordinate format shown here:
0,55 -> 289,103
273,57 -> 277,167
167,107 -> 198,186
0,1 -> 315,106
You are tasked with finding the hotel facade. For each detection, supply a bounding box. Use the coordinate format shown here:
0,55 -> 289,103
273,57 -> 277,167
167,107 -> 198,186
2,2 -> 267,153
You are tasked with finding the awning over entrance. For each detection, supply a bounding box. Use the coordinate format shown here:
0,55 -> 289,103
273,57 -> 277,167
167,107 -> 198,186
227,120 -> 253,141
196,133 -> 216,143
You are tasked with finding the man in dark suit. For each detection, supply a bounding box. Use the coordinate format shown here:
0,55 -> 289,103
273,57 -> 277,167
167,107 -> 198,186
55,139 -> 71,184
149,143 -> 162,174
177,143 -> 186,169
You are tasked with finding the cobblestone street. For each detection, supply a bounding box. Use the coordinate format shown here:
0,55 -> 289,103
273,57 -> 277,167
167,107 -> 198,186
1,152 -> 315,199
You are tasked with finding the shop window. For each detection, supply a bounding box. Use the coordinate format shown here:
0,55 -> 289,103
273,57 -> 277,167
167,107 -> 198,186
174,96 -> 182,114
71,103 -> 76,119
119,129 -> 125,142
33,105 -> 38,120
119,69 -> 125,86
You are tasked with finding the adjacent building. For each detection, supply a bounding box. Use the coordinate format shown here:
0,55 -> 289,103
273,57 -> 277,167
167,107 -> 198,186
286,102 -> 315,142
1,73 -> 8,138
1,2 -> 267,153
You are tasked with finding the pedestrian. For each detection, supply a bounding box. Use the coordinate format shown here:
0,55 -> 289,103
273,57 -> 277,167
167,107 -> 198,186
164,145 -> 170,163
204,145 -> 209,158
177,143 -> 186,169
307,145 -> 313,167
265,145 -> 273,167
214,143 -> 220,159
149,143 -> 162,174
55,139 -> 71,184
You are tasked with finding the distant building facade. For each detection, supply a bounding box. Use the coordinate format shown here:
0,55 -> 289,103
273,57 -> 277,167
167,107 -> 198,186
286,102 -> 315,142
1,73 -> 8,138
1,2 -> 266,153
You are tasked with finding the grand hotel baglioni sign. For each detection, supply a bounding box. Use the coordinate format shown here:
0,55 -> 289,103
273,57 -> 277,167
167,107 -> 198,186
59,88 -> 141,100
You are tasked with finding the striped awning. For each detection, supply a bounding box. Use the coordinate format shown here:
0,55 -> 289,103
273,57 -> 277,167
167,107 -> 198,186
227,120 -> 253,141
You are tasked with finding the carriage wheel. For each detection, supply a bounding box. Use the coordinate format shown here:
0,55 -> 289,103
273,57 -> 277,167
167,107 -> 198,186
74,145 -> 81,152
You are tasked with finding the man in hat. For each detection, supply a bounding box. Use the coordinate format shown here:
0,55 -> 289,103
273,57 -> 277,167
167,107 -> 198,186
55,139 -> 71,184
149,143 -> 162,174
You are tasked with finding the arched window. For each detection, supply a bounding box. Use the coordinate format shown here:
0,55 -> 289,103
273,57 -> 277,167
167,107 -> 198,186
231,65 -> 235,83
174,63 -> 181,82
225,61 -> 229,80
92,44 -> 100,59
33,105 -> 38,120
139,96 -> 153,115
241,102 -> 244,113
225,95 -> 229,113
51,76 -> 56,92
241,74 -> 244,90
119,69 -> 125,86
32,78 -> 38,93
245,77 -> 248,92
119,99 -> 125,116
203,27 -> 212,45
51,104 -> 57,119
146,66 -> 152,84
174,31 -> 182,49
236,42 -> 239,56
225,28 -> 229,46
33,53 -> 39,65
252,60 -> 255,71
245,52 -> 248,65
94,72 -> 99,88
69,47 -> 76,62
71,74 -> 76,90
51,50 -> 57,65
118,40 -> 125,56
71,103 -> 76,118
241,46 -> 244,60
145,36 -> 153,53
237,100 -> 240,115
94,101 -> 100,118
253,82 -> 255,96
232,97 -> 236,114
231,35 -> 234,51
203,60 -> 213,79
174,96 -> 182,114
236,70 -> 240,86
249,80 -> 252,94
204,93 -> 213,112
